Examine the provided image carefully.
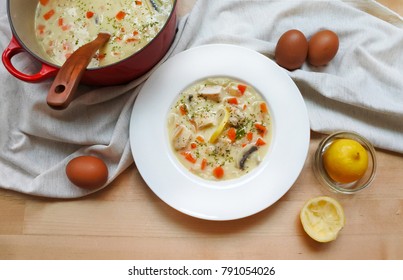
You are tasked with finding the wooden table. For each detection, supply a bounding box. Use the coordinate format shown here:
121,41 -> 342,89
1,0 -> 402,260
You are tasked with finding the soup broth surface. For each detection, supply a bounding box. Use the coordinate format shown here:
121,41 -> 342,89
168,78 -> 272,181
35,0 -> 173,68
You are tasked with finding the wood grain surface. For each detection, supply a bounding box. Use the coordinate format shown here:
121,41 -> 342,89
1,0 -> 402,260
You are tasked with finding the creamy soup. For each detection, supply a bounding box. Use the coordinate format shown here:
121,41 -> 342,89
168,78 -> 272,181
35,0 -> 173,68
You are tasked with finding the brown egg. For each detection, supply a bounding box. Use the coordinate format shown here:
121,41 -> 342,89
308,30 -> 339,66
275,29 -> 308,70
66,156 -> 108,189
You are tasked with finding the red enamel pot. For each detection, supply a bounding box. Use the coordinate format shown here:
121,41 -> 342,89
2,0 -> 178,86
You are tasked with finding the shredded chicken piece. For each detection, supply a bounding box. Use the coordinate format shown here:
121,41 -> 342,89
172,125 -> 192,150
193,112 -> 215,129
225,83 -> 243,97
198,85 -> 223,102
228,106 -> 246,127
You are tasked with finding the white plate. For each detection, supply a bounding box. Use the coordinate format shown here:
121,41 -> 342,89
130,44 -> 310,221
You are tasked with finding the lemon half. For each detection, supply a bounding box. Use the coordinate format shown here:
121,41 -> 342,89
323,139 -> 368,183
300,196 -> 345,243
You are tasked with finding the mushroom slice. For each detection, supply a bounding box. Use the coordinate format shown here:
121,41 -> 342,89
172,125 -> 193,150
238,145 -> 259,170
198,85 -> 223,102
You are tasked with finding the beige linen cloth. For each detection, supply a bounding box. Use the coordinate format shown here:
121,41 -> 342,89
0,0 -> 402,198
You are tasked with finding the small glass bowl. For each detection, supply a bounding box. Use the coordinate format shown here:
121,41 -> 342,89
313,131 -> 377,194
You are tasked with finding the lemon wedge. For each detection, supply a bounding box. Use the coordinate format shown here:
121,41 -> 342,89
300,196 -> 345,243
209,107 -> 230,143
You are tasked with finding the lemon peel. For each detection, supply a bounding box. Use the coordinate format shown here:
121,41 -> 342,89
209,107 -> 230,143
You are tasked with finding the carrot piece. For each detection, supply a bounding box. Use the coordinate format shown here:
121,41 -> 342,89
135,0 -> 143,5
237,84 -> 247,95
40,0 -> 49,6
227,97 -> 238,105
247,132 -> 253,142
97,53 -> 106,60
126,38 -> 139,43
201,158 -> 207,170
256,138 -> 266,146
58,18 -> 63,26
116,11 -> 126,20
179,104 -> 187,116
62,42 -> 70,51
61,25 -> 70,31
190,143 -> 197,149
43,9 -> 55,21
227,127 -> 236,143
196,136 -> 205,143
213,166 -> 224,179
260,102 -> 268,113
86,11 -> 94,19
133,30 -> 139,36
37,24 -> 46,35
254,123 -> 267,137
181,152 -> 197,164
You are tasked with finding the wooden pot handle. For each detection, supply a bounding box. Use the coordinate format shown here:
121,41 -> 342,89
46,33 -> 111,110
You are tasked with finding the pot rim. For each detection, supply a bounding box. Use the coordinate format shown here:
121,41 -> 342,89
7,0 -> 178,71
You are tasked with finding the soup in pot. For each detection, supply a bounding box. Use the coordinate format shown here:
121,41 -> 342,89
168,78 -> 272,181
34,0 -> 173,68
